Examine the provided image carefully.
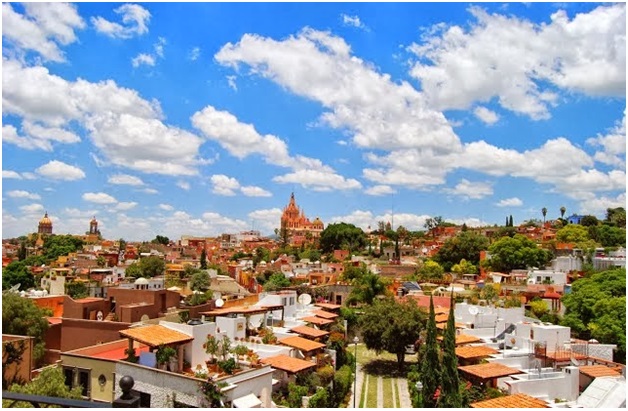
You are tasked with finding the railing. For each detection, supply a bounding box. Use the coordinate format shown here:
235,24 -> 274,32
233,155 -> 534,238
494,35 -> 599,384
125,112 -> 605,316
2,391 -> 111,408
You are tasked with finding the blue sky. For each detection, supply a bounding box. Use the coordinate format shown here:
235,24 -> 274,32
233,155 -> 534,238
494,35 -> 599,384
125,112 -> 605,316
2,2 -> 626,241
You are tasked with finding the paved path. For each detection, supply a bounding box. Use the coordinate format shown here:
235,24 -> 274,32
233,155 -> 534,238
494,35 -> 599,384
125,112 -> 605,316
377,376 -> 383,408
397,377 -> 412,408
349,362 -> 365,408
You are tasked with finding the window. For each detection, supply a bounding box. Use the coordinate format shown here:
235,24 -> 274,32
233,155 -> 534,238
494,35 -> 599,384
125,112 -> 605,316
78,370 -> 90,397
536,276 -> 541,282
289,297 -> 295,306
62,367 -> 90,398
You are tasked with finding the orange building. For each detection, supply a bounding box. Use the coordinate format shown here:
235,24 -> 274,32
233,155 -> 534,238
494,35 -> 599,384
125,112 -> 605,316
280,193 -> 324,245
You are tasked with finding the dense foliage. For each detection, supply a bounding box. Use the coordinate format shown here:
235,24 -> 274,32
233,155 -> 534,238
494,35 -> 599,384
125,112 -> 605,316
434,231 -> 489,271
5,367 -> 82,407
2,293 -> 50,366
262,273 -> 291,291
561,268 -> 626,363
125,255 -> 165,279
484,234 -> 552,273
420,296 -> 441,408
440,295 -> 462,408
319,222 -> 367,254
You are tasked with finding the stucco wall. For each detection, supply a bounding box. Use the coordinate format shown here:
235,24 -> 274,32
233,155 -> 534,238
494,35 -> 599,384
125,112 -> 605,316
57,318 -> 132,352
60,353 -> 117,403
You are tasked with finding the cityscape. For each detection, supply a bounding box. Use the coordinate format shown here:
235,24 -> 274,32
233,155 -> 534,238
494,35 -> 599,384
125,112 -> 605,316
2,2 -> 626,409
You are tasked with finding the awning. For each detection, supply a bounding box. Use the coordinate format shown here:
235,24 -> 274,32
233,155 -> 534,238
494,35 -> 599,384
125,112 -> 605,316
233,393 -> 262,408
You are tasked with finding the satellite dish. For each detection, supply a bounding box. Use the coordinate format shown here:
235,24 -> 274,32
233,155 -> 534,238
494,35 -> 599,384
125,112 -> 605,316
96,311 -> 104,321
141,314 -> 150,322
570,357 -> 580,367
298,294 -> 312,305
215,298 -> 225,308
468,306 -> 479,316
7,283 -> 21,293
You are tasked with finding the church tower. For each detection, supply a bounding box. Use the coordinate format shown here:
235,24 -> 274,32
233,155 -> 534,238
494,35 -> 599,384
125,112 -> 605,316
90,216 -> 99,235
38,212 -> 53,235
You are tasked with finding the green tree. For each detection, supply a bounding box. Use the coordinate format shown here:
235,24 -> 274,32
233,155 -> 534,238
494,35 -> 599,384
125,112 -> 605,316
483,235 -> 552,273
420,296 -> 441,408
541,207 -> 547,223
6,367 -> 82,406
190,271 -> 210,291
17,241 -> 27,261
359,298 -> 424,370
556,224 -> 591,243
152,235 -> 170,245
124,262 -> 142,279
418,260 -> 445,280
200,249 -> 208,269
319,223 -> 367,254
424,216 -> 444,233
589,224 -> 626,247
118,238 -> 127,254
579,215 -> 599,227
308,387 -> 330,408
96,255 -> 107,268
604,207 -> 626,227
435,231 -> 489,271
451,259 -> 478,276
287,383 -> 308,408
65,281 -> 88,299
480,283 -> 499,304
529,299 -> 550,319
440,295 -> 462,408
347,272 -> 389,305
2,293 -> 50,366
560,206 -> 566,219
263,273 -> 290,291
2,261 -> 35,290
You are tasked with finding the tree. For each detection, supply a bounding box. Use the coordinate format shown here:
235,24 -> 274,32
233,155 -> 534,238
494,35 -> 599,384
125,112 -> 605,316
589,224 -> 626,247
263,273 -> 290,291
319,223 -> 367,254
424,216 -> 444,235
480,283 -> 499,304
7,367 -> 82,405
440,295 -> 462,408
359,298 -> 425,370
152,235 -> 170,245
190,271 -> 210,291
579,215 -> 599,227
96,255 -> 107,268
347,271 -> 389,305
418,260 -> 445,280
483,235 -> 552,273
118,238 -> 126,254
451,259 -> 478,276
124,262 -> 142,279
2,293 -> 50,366
420,296 -> 441,408
204,335 -> 220,363
560,206 -> 566,219
141,256 -> 166,278
541,207 -> 547,223
509,215 -> 514,227
604,207 -> 626,228
17,241 -> 27,261
2,261 -> 36,290
435,231 -> 489,271
66,281 -> 88,299
556,224 -> 591,244
200,249 -> 208,269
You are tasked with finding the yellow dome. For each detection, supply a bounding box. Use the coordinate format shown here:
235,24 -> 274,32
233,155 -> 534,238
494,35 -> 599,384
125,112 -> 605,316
39,212 -> 52,226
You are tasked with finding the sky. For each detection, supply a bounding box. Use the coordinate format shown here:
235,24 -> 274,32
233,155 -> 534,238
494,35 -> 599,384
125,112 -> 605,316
1,2 -> 626,241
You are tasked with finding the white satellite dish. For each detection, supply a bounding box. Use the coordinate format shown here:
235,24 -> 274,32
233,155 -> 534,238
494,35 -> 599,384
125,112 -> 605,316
141,314 -> 150,322
96,311 -> 104,321
468,306 -> 479,316
6,283 -> 21,293
215,298 -> 225,308
298,293 -> 312,305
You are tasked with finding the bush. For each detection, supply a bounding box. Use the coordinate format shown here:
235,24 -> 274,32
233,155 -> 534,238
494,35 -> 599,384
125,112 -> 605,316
333,365 -> 353,406
287,383 -> 308,408
308,387 -> 330,408
317,365 -> 335,386
217,358 -> 237,375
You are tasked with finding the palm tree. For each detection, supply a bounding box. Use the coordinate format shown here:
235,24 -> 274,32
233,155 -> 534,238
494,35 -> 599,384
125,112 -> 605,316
542,207 -> 547,223
560,206 -> 566,219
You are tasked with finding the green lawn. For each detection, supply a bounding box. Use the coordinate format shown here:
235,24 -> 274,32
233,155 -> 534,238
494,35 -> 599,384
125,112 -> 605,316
359,373 -> 367,408
382,378 -> 394,408
366,373 -> 378,408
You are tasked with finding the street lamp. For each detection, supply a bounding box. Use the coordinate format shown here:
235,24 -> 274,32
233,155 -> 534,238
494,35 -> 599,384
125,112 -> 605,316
353,336 -> 359,408
415,381 -> 423,407
268,312 -> 273,328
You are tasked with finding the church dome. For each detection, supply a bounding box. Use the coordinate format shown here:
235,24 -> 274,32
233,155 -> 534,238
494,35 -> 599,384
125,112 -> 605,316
39,212 -> 52,226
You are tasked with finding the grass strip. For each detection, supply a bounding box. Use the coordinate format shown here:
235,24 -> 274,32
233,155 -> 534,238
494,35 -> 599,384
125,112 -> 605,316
382,377 -> 394,408
359,373 -> 367,408
366,374 -> 378,408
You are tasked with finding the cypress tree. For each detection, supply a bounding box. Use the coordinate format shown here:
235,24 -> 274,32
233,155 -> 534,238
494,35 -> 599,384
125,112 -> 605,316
420,295 -> 441,407
440,293 -> 463,407
505,216 -> 509,227
200,249 -> 208,269
509,215 -> 514,227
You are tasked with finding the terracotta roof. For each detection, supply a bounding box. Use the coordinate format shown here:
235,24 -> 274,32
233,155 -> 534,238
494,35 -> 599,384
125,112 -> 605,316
455,345 -> 499,359
47,317 -> 63,325
437,334 -> 483,345
290,326 -> 330,339
301,316 -> 333,326
579,365 -> 621,378
471,393 -> 549,408
436,322 -> 466,330
459,363 -> 523,380
543,350 -> 587,361
260,354 -> 316,374
279,336 -> 326,352
313,310 -> 338,319
119,325 -> 193,347
435,313 -> 449,323
314,302 -> 341,311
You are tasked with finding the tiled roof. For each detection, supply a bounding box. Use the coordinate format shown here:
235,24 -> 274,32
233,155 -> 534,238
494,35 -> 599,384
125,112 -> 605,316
437,334 -> 483,345
279,336 -> 326,352
435,313 -> 449,323
313,310 -> 338,319
314,302 -> 341,311
119,325 -> 193,347
301,316 -> 334,326
459,363 -> 523,379
290,326 -> 330,339
579,365 -> 621,378
261,354 -> 316,374
436,321 -> 467,330
470,393 -> 549,408
455,345 -> 499,359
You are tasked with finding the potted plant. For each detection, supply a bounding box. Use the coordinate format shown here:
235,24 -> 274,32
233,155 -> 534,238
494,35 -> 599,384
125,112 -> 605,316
204,335 -> 219,364
156,345 -> 177,371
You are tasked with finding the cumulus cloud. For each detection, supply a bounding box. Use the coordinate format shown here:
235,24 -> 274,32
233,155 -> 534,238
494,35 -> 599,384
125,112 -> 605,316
159,204 -> 174,211
82,192 -> 117,204
241,186 -> 272,197
2,170 -> 23,179
247,208 -> 283,234
113,201 -> 138,211
586,111 -> 626,168
273,170 -> 361,192
473,106 -> 499,125
496,197 -> 523,207
226,75 -> 237,91
131,53 -> 155,68
19,203 -> 45,215
91,3 -> 151,39
210,174 -> 273,197
7,190 -> 41,200
409,4 -> 626,119
142,188 -> 158,194
2,2 -> 85,62
443,179 -> 493,199
2,122 -> 80,151
108,174 -> 145,186
176,181 -> 190,191
35,160 -> 85,181
188,47 -> 200,61
364,185 -> 396,196
341,14 -> 368,31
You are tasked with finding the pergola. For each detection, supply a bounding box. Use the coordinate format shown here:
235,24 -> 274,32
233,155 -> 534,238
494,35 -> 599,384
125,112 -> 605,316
119,325 -> 193,373
455,345 -> 499,365
290,325 -> 330,340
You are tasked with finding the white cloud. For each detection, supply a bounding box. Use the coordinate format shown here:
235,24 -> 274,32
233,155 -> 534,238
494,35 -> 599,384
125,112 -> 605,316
409,4 -> 626,119
364,185 -> 396,196
154,37 -> 166,58
35,160 -> 85,181
113,201 -> 138,211
496,197 -> 523,207
241,186 -> 272,197
142,188 -> 159,194
210,174 -> 240,196
248,208 -> 283,234
341,14 -> 368,31
336,140 -> 348,146
215,28 -> 458,152
2,124 -> 52,151
19,203 -> 44,215
226,75 -> 237,91
22,172 -> 37,180
578,193 -> 626,216
443,179 -> 493,199
2,122 -> 80,151
273,169 -> 362,192
473,106 -> 499,125
176,181 -> 190,191
330,210 -> 434,232
91,3 -> 151,39
82,192 -> 117,204
159,204 -> 174,211
188,47 -> 201,61
108,174 -> 145,186
7,190 -> 41,200
2,170 -> 23,179
586,111 -> 626,168
1,2 -> 85,62
132,53 -> 155,68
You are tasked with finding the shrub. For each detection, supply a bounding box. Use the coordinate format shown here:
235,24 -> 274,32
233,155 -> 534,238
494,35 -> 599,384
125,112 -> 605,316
308,387 -> 330,408
217,358 -> 237,375
317,365 -> 335,386
333,365 -> 353,406
287,383 -> 308,408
